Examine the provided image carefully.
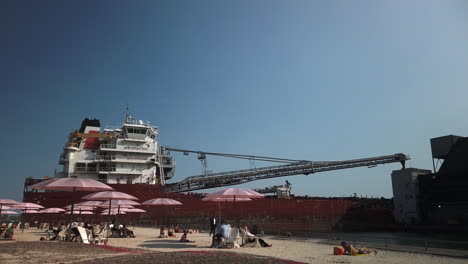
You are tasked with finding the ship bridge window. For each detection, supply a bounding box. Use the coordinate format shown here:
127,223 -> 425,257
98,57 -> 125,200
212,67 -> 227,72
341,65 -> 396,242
127,128 -> 147,134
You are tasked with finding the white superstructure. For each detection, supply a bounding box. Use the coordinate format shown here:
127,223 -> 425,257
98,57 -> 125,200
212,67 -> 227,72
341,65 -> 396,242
57,114 -> 175,185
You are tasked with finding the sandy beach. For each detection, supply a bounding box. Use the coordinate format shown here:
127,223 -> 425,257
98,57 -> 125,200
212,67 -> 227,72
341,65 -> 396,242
1,227 -> 467,264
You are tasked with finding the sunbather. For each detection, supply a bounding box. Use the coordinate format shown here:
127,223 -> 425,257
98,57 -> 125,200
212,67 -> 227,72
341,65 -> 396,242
341,241 -> 377,255
241,226 -> 272,247
167,227 -> 177,238
159,227 -> 167,238
179,230 -> 195,242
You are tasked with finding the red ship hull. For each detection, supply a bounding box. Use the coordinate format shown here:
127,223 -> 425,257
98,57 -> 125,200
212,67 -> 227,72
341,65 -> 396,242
23,183 -> 395,233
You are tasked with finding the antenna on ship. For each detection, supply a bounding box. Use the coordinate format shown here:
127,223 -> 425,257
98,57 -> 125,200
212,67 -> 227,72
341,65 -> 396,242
125,104 -> 130,124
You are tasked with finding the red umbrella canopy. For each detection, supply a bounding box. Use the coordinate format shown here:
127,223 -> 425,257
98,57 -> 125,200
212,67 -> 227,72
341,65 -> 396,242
206,188 -> 264,199
81,191 -> 138,201
31,178 -> 113,192
142,198 -> 182,205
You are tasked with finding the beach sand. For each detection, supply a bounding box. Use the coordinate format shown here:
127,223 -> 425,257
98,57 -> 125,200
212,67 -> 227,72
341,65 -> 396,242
1,227 -> 467,264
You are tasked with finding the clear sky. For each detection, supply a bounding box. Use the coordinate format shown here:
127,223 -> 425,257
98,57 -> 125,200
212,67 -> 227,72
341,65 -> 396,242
2,1 -> 468,201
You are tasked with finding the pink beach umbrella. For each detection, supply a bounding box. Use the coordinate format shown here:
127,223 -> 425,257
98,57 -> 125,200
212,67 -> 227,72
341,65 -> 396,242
10,202 -> 45,210
0,210 -> 18,215
202,197 -> 252,222
0,199 -> 20,213
82,191 -> 138,231
65,211 -> 93,215
64,205 -> 94,211
23,210 -> 40,214
206,188 -> 264,223
142,198 -> 182,205
206,188 -> 264,199
81,191 -> 138,201
30,177 -> 113,241
40,208 -> 66,213
122,208 -> 146,213
76,201 -> 103,206
142,198 -> 182,225
100,210 -> 126,215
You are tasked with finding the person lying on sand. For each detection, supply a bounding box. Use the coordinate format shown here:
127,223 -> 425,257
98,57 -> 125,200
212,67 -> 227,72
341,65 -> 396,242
341,241 -> 377,255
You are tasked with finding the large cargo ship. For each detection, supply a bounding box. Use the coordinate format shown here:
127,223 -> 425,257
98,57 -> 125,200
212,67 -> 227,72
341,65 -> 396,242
23,114 -> 407,232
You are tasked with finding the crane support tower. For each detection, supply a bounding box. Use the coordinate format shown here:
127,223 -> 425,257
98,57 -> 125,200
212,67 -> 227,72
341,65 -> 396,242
165,152 -> 409,193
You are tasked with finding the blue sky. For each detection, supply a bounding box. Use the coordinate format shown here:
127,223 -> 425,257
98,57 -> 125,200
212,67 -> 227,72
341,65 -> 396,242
2,0 -> 468,201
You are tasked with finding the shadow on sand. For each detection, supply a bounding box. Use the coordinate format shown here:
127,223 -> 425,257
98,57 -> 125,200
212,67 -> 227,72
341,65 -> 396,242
139,239 -> 199,249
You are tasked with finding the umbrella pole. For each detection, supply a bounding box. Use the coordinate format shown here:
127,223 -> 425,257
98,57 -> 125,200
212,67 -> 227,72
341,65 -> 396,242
234,195 -> 237,227
218,202 -> 221,224
107,198 -> 112,239
68,186 -> 76,242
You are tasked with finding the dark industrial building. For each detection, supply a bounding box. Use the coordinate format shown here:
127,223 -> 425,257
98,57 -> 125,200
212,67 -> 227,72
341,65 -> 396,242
392,135 -> 468,229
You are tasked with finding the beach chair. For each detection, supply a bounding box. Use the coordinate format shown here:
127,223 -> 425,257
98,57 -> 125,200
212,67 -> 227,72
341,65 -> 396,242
75,226 -> 90,244
92,226 -> 108,245
220,228 -> 241,249
239,228 -> 259,247
55,227 -> 68,241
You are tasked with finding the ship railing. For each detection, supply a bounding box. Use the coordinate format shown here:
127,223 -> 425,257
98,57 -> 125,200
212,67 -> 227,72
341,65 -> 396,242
75,168 -> 98,172
101,144 -> 117,149
99,168 -> 117,172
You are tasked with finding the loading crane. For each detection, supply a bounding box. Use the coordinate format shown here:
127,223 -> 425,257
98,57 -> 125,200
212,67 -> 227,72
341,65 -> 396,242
163,147 -> 409,193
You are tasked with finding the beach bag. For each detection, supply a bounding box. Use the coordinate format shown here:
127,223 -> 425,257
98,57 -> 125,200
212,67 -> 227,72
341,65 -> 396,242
334,246 -> 345,255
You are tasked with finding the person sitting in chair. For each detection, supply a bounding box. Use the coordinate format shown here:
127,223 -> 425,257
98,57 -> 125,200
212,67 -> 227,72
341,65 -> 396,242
241,226 -> 271,247
211,220 -> 229,248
